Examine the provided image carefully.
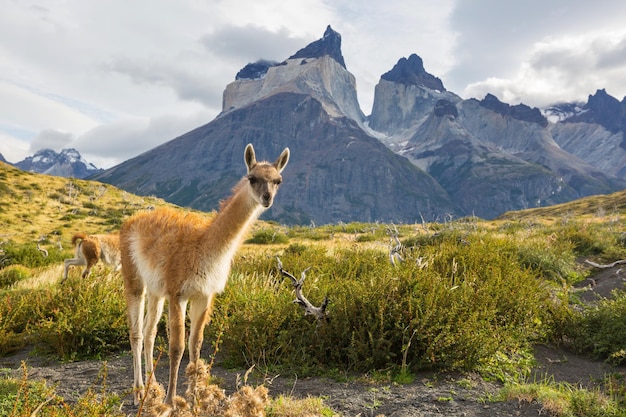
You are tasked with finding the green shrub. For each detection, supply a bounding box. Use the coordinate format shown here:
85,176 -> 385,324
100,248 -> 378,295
0,363 -> 124,417
1,241 -> 67,269
0,265 -> 30,288
246,229 -> 289,244
566,291 -> 626,365
214,239 -> 559,376
0,372 -> 55,417
0,274 -> 128,361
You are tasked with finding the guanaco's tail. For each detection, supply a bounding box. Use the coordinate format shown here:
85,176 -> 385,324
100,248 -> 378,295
71,232 -> 88,246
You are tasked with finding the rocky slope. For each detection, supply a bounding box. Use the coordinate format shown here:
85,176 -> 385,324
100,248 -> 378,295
370,59 -> 625,218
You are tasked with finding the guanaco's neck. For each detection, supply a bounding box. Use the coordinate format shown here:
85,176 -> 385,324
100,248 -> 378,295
201,178 -> 263,255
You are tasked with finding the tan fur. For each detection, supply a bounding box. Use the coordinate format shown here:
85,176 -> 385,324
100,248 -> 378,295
62,232 -> 121,281
120,144 -> 289,406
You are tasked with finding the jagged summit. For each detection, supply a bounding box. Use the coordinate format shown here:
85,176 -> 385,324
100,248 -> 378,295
15,148 -> 101,179
563,89 -> 626,133
288,25 -> 346,69
222,26 -> 364,125
369,54 -> 460,135
381,54 -> 445,91
233,25 -> 345,82
479,94 -> 548,127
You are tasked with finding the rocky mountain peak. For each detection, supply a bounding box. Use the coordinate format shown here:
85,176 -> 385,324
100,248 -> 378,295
288,25 -> 346,69
479,94 -> 548,127
222,26 -> 364,125
381,54 -> 445,91
15,148 -> 101,179
563,89 -> 626,134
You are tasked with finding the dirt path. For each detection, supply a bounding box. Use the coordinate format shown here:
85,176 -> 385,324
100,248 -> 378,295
1,266 -> 625,416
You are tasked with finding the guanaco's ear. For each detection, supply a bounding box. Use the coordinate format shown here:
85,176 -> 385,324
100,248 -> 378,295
244,144 -> 257,173
274,148 -> 290,173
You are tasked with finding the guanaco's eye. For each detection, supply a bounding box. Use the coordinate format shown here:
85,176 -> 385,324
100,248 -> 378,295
248,176 -> 257,185
274,179 -> 282,185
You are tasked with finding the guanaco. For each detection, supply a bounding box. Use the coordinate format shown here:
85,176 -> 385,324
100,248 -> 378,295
62,233 -> 121,281
120,143 -> 289,406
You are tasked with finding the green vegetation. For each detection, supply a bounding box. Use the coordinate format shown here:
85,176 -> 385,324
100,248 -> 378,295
0,363 -> 125,417
1,163 -> 626,415
0,265 -> 30,288
0,271 -> 128,359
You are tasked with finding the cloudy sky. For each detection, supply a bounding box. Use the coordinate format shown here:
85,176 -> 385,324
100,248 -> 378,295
2,0 -> 626,168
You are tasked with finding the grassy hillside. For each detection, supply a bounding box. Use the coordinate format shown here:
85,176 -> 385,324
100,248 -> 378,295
0,162 -> 174,246
498,188 -> 626,222
1,163 -> 626,416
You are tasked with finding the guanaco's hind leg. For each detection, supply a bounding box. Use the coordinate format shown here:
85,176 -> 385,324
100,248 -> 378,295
124,283 -> 146,405
164,296 -> 188,405
188,294 -> 215,364
143,293 -> 165,386
63,242 -> 86,281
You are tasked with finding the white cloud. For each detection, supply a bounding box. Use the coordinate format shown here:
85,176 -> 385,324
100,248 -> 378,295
2,0 -> 626,171
0,134 -> 29,163
199,25 -> 308,63
0,80 -> 99,135
463,31 -> 626,106
30,129 -> 74,152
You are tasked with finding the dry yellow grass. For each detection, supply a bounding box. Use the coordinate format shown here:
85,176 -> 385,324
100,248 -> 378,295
0,163 -> 285,249
497,189 -> 626,222
0,162 -> 177,245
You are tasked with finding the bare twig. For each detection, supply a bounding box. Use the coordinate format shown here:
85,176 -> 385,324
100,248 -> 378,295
30,397 -> 55,417
387,224 -> 404,266
584,259 -> 626,269
36,236 -> 48,258
277,257 -> 328,320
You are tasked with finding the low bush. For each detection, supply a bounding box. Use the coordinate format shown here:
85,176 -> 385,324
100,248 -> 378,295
214,236 -> 562,376
246,229 -> 290,244
0,273 -> 128,361
566,291 -> 626,365
0,265 -> 30,288
0,363 -> 125,417
0,241 -> 67,269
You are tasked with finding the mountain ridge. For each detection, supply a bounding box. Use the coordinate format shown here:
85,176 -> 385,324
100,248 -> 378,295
14,148 -> 101,179
93,26 -> 626,224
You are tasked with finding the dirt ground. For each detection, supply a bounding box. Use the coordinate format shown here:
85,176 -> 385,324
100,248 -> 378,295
1,265 -> 625,417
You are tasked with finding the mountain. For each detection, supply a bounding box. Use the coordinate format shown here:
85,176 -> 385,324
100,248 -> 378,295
0,153 -> 7,164
549,89 -> 626,178
15,148 -> 102,179
368,53 -> 461,147
399,99 -> 578,217
94,27 -> 459,224
223,25 -> 366,131
369,58 -> 626,218
94,26 -> 626,223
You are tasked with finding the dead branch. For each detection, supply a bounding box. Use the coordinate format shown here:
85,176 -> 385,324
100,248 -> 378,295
36,236 -> 48,258
30,396 -> 55,417
387,224 -> 404,266
276,257 -> 328,320
584,259 -> 626,269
